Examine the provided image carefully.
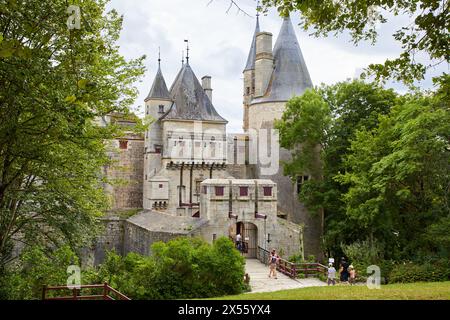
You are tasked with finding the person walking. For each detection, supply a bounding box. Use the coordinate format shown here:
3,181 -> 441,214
268,249 -> 278,279
327,263 -> 336,286
236,233 -> 242,252
339,258 -> 349,283
349,265 -> 356,285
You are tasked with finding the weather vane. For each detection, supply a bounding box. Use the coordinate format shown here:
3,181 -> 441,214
184,39 -> 189,64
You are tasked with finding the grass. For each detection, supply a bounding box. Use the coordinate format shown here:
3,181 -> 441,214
213,282 -> 450,300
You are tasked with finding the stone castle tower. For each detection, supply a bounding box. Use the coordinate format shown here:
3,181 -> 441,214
242,15 -> 323,257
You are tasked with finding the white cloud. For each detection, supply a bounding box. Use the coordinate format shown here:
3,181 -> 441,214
107,0 -> 447,133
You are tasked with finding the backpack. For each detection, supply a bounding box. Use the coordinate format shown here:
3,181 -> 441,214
271,255 -> 277,264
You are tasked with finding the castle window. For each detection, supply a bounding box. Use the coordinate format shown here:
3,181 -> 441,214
154,145 -> 162,154
239,186 -> 248,197
246,87 -> 250,95
263,186 -> 272,197
119,140 -> 128,150
202,186 -> 208,194
158,105 -> 164,113
297,176 -> 309,194
159,184 -> 163,189
215,186 -> 224,196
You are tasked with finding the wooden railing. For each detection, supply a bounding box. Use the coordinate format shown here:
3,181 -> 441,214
257,246 -> 327,279
42,282 -> 131,300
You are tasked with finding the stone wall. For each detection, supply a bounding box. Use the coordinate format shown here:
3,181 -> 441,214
81,217 -> 125,267
105,134 -> 144,210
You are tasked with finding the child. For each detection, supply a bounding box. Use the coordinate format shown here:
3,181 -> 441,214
349,265 -> 356,285
327,263 -> 336,286
268,250 -> 278,279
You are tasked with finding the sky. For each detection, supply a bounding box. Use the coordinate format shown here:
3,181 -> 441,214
107,0 -> 448,133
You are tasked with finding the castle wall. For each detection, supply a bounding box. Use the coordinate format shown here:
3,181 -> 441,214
198,179 -> 303,258
80,217 -> 125,267
248,101 -> 323,259
105,134 -> 144,210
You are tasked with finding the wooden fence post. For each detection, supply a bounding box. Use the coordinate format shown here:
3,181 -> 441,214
42,285 -> 47,300
103,282 -> 108,300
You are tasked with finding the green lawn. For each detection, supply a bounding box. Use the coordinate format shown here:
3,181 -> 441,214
215,282 -> 450,300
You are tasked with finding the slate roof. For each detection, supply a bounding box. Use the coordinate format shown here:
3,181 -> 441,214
160,63 -> 227,123
145,66 -> 171,101
253,16 -> 313,104
243,16 -> 260,72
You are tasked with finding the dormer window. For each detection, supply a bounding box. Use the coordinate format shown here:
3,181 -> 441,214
158,105 -> 164,113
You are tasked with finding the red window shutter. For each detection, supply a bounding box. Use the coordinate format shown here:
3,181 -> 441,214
240,186 -> 248,196
215,186 -> 224,196
263,186 -> 272,196
119,140 -> 128,149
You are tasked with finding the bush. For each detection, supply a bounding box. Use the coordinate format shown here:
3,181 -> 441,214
0,245 -> 79,300
288,254 -> 303,263
1,237 -> 245,300
341,240 -> 383,273
389,260 -> 450,284
90,236 -> 246,299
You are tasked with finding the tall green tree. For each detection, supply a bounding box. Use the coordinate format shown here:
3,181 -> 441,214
276,81 -> 397,256
260,0 -> 449,84
0,0 -> 145,269
338,80 -> 450,260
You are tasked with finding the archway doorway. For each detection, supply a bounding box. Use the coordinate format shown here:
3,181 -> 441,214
234,222 -> 258,258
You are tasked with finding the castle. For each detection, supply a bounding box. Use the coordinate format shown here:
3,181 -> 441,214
91,15 -> 323,265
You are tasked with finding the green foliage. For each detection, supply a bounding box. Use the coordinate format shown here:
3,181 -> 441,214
0,245 -> 79,300
389,261 -> 450,284
260,0 -> 449,85
89,237 -> 246,300
276,89 -> 331,180
341,240 -> 383,275
339,83 -> 450,260
0,0 -> 145,267
277,80 -> 397,257
278,78 -> 449,264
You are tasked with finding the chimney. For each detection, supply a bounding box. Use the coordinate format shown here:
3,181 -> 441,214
202,76 -> 213,102
254,32 -> 273,97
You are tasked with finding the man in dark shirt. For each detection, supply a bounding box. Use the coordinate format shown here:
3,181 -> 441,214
340,258 -> 349,282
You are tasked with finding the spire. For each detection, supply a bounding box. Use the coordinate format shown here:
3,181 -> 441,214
145,53 -> 171,101
254,15 -> 313,103
243,11 -> 260,72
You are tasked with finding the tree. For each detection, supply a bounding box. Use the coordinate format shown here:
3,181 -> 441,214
0,0 -> 145,270
338,82 -> 450,260
259,0 -> 449,84
276,80 -> 397,256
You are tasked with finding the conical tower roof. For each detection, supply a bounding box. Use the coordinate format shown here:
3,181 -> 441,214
254,16 -> 312,103
243,16 -> 260,72
145,65 -> 171,101
161,63 -> 227,123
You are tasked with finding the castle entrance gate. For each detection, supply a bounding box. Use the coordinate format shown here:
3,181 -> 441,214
234,222 -> 258,258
